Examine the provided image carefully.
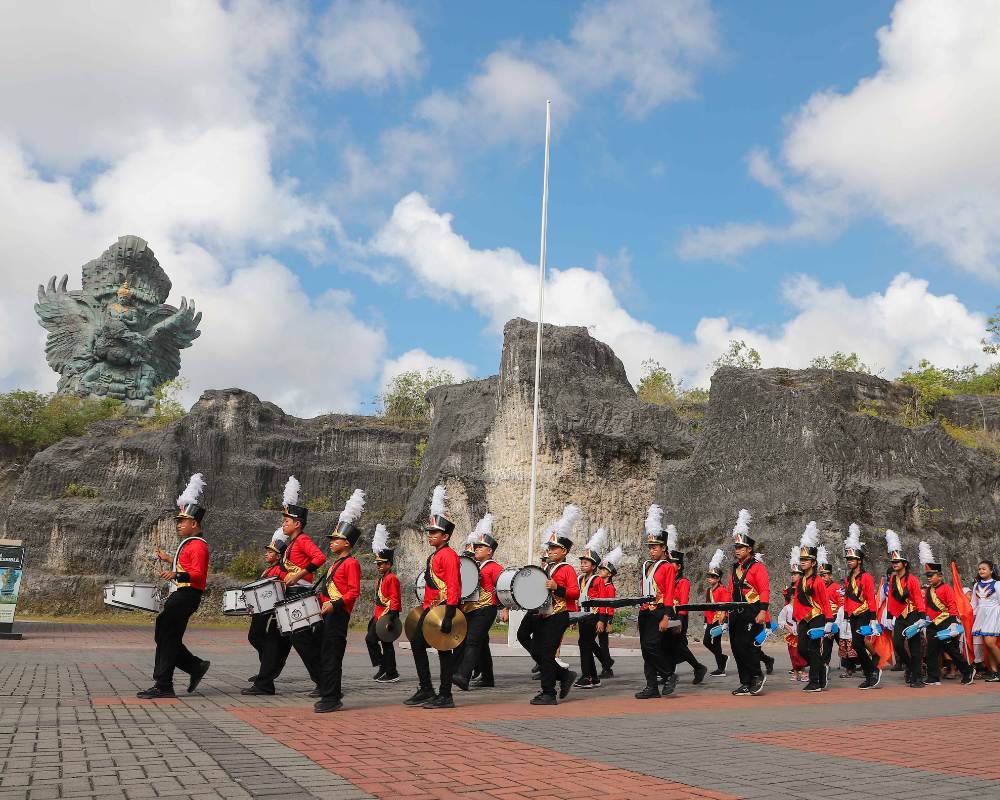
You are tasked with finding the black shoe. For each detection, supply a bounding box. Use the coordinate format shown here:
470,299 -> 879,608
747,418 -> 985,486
634,686 -> 660,699
187,660 -> 210,694
573,676 -> 593,689
599,668 -> 614,679
962,669 -> 976,685
422,694 -> 455,709
240,685 -> 275,695
308,688 -> 322,698
530,665 -> 541,676
530,692 -> 557,705
910,680 -> 926,688
985,672 -> 1000,682
136,686 -> 175,699
749,674 -> 766,695
762,655 -> 775,674
693,664 -> 708,685
870,668 -> 882,688
404,688 -> 436,706
470,677 -> 495,688
314,700 -> 343,713
559,670 -> 577,699
731,685 -> 751,696
803,683 -> 822,692
471,669 -> 481,680
661,673 -> 677,696
373,670 -> 385,681
709,668 -> 727,677
247,675 -> 259,683
451,675 -> 470,692
374,672 -> 400,683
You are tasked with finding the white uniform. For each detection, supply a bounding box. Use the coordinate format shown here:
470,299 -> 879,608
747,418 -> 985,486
972,579 -> 1000,637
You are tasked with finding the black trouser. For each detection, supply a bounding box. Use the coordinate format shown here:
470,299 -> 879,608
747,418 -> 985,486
411,608 -> 455,696
597,624 -> 613,671
365,617 -> 397,675
531,611 -> 571,696
455,606 -> 497,683
318,608 -> 350,701
152,587 -> 202,690
477,634 -> 495,682
729,610 -> 763,686
926,616 -> 971,681
578,615 -> 600,679
290,626 -> 322,685
849,612 -> 877,677
248,613 -> 292,691
638,608 -> 672,689
517,610 -> 537,662
702,626 -> 728,671
821,635 -> 834,666
797,617 -> 827,686
664,616 -> 702,676
893,610 -> 926,682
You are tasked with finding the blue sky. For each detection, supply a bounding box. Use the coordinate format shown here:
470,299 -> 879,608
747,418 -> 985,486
2,0 -> 999,415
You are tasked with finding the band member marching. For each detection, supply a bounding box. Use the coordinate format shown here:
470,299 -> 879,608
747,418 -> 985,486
792,522 -> 834,692
242,532 -> 292,695
817,547 -> 839,670
366,523 -> 401,683
574,528 -> 607,689
920,541 -> 975,685
634,504 -> 678,700
596,546 -> 622,678
530,504 -> 581,705
137,473 -> 211,699
664,525 -> 708,685
312,490 -> 364,713
703,549 -> 730,677
727,509 -> 770,696
453,514 -> 503,691
278,476 -> 326,694
885,530 -> 928,688
405,484 -> 462,709
842,524 -> 882,689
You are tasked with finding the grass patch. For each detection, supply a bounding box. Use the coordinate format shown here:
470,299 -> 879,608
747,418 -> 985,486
941,419 -> 1000,458
62,482 -> 100,499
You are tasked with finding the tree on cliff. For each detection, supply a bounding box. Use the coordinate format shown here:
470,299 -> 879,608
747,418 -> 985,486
712,339 -> 762,370
809,351 -> 872,373
0,390 -> 123,452
378,367 -> 456,421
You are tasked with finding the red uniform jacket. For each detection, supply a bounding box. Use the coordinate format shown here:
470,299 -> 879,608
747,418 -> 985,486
886,571 -> 927,617
174,537 -> 209,590
595,580 -> 616,620
674,576 -> 691,616
423,546 -> 462,609
479,560 -> 504,606
843,569 -> 877,618
579,573 -> 605,606
282,534 -> 326,584
262,563 -> 287,581
548,561 -> 580,612
792,573 -> 833,623
925,582 -> 958,625
728,558 -> 770,610
642,560 -> 676,611
374,572 -> 402,620
319,555 -> 362,614
704,584 -> 732,624
826,581 -> 843,618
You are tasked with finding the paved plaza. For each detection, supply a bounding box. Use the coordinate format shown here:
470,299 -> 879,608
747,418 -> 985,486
2,621 -> 999,800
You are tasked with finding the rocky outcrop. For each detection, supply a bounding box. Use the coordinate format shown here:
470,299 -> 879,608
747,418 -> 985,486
936,394 -> 1000,433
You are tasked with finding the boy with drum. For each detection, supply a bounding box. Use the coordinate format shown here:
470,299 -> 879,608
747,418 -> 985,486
242,535 -> 292,696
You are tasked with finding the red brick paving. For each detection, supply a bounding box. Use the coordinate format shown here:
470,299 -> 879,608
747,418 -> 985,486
740,711 -> 1000,780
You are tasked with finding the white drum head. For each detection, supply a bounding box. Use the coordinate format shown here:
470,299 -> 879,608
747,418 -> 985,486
460,556 -> 480,600
512,566 -> 550,611
414,572 -> 427,602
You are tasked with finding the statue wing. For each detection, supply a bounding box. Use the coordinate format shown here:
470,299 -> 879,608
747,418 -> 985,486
146,297 -> 202,382
34,275 -> 96,373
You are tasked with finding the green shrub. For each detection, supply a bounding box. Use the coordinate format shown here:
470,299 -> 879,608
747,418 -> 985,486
635,360 -> 709,421
377,368 -> 456,422
62,483 -> 100,499
225,548 -> 263,581
809,351 -> 872,374
0,390 -> 125,451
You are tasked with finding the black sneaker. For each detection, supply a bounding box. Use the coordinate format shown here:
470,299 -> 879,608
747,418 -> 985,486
985,672 -> 1000,682
247,674 -> 259,683
590,677 -> 602,688
374,672 -> 400,683
308,688 -> 322,698
710,668 -> 727,677
314,700 -> 343,713
240,685 -> 274,695
559,670 -> 577,699
530,692 -> 557,705
731,685 -> 751,696
470,677 -> 495,688
661,674 -> 678,696
187,660 -> 210,694
803,683 -> 822,692
870,668 -> 882,688
634,686 -> 660,699
451,674 -> 470,692
422,694 -> 455,709
962,669 -> 976,685
373,670 -> 385,681
762,655 -> 775,674
573,676 -> 593,689
599,668 -> 614,679
925,680 -> 942,686
693,664 -> 708,685
910,680 -> 926,688
404,688 -> 436,706
136,686 -> 176,699
749,674 -> 767,695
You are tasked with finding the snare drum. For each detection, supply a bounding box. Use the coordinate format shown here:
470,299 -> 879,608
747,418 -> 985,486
274,594 -> 323,635
495,566 -> 550,611
107,582 -> 163,613
413,571 -> 427,603
222,588 -> 250,616
102,584 -> 131,610
460,556 -> 480,601
242,577 -> 286,614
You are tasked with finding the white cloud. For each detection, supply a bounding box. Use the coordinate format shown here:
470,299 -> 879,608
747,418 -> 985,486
378,349 -> 474,391
680,0 -> 1000,278
373,192 -> 997,390
312,0 -> 423,92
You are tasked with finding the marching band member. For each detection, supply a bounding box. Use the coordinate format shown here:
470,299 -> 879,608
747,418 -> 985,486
574,528 -> 607,689
278,476 -> 326,694
777,587 -> 806,681
727,509 -> 770,696
519,542 -> 551,680
530,504 -> 581,705
920,542 -> 974,685
664,525 -> 708,685
635,504 -> 677,699
817,547 -> 839,671
453,514 -> 503,691
596,547 -> 622,678
702,549 -> 730,677
972,560 -> 1000,680
792,522 -> 833,692
242,533 -> 292,695
314,490 -> 364,713
842,525 -> 882,689
365,524 -> 401,683
405,484 -> 461,709
885,530 -> 927,688
138,474 -> 211,699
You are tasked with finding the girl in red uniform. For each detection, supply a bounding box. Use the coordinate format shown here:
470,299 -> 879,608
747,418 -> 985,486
842,524 -> 882,689
792,522 -> 833,692
885,530 -> 928,688
703,548 -> 730,677
664,525 -> 708,685
596,546 -> 622,678
365,524 -> 401,683
574,529 -> 608,689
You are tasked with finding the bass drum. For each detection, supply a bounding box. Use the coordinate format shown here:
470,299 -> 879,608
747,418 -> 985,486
460,556 -> 480,601
413,572 -> 426,603
495,565 -> 550,611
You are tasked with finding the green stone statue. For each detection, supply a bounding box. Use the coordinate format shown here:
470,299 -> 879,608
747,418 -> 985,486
35,235 -> 202,411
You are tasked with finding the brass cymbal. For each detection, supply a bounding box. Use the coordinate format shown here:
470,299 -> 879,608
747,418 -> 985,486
421,604 -> 467,651
403,607 -> 422,642
375,613 -> 403,643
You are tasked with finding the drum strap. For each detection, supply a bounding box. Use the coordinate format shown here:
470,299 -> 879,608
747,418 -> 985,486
172,537 -> 207,587
324,557 -> 348,600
